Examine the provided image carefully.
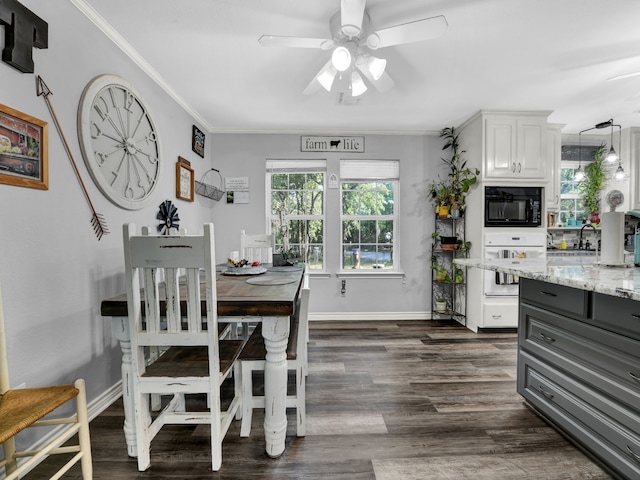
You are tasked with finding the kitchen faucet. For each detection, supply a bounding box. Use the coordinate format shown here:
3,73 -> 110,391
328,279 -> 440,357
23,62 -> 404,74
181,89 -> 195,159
580,223 -> 599,260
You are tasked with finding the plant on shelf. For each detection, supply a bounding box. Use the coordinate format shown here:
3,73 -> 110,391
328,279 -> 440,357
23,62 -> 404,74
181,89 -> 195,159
428,126 -> 480,217
578,143 -> 607,224
434,297 -> 447,312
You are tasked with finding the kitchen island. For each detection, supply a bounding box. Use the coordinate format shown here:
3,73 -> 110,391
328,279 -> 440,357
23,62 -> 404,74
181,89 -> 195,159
455,258 -> 640,480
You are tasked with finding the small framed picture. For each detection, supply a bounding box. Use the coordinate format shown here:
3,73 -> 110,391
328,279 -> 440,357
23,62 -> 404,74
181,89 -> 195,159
0,103 -> 48,190
192,125 -> 205,158
176,157 -> 194,202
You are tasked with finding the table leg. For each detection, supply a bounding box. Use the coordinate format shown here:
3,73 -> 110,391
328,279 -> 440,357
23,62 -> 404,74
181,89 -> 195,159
111,316 -> 137,457
261,316 -> 289,457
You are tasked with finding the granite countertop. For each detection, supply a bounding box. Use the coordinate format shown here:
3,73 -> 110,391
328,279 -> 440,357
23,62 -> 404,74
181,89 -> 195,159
454,257 -> 640,301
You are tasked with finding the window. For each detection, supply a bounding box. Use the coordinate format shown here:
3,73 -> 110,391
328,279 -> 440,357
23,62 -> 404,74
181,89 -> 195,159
340,160 -> 398,270
267,160 -> 325,270
560,161 -> 586,223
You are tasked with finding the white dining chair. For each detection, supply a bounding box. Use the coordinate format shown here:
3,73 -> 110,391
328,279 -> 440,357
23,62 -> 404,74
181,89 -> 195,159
240,230 -> 274,264
0,281 -> 92,480
122,222 -> 244,471
237,272 -> 310,437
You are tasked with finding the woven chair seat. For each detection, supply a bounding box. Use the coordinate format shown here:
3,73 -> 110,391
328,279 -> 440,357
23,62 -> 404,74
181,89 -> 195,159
0,384 -> 79,444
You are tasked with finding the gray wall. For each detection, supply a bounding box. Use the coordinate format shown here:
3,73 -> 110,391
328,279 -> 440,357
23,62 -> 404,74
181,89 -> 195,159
0,0 -> 445,451
210,133 -> 443,317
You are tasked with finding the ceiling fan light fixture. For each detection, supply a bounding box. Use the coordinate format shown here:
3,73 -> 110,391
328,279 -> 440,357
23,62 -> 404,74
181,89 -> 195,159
317,64 -> 338,91
366,55 -> 386,80
351,70 -> 367,96
331,46 -> 352,72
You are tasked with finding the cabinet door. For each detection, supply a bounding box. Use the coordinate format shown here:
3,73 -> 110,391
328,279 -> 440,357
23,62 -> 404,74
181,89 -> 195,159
484,118 -> 516,178
484,115 -> 548,180
516,118 -> 547,179
546,124 -> 564,209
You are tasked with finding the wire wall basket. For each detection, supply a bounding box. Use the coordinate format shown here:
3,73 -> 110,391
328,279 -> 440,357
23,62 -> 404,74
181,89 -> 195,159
195,168 -> 224,201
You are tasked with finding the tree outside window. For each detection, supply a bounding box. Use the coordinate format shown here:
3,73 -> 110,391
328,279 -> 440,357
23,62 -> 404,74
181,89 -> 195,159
560,162 -> 586,224
341,181 -> 396,269
269,171 -> 324,269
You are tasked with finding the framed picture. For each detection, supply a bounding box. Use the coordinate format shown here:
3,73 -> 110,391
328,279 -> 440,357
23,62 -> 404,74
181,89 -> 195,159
192,125 -> 205,158
176,157 -> 194,202
0,103 -> 48,190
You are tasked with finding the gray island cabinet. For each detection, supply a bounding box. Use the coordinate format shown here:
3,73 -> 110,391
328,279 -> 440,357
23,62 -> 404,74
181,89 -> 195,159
453,258 -> 640,479
518,278 -> 640,479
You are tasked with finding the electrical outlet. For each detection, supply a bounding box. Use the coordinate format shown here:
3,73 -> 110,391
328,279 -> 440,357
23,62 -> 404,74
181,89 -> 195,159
341,279 -> 346,296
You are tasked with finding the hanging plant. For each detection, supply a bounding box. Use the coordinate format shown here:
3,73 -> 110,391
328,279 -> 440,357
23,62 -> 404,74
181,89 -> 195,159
578,143 -> 608,215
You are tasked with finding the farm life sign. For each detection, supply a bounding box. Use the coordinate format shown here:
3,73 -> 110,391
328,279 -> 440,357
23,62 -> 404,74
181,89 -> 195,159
301,136 -> 365,153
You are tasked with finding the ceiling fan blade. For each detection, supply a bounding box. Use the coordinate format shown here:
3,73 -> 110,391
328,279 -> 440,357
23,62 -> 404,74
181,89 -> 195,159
366,15 -> 448,50
259,35 -> 334,49
355,61 -> 394,92
608,71 -> 640,82
341,0 -> 366,37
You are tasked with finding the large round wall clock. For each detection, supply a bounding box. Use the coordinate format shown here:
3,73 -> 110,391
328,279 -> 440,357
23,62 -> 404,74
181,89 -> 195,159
77,74 -> 162,210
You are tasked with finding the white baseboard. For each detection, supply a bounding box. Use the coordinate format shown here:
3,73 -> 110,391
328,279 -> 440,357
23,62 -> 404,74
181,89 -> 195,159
88,380 -> 123,421
309,311 -> 431,321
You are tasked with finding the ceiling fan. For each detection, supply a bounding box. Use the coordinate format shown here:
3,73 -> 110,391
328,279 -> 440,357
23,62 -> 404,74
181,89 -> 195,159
258,0 -> 448,99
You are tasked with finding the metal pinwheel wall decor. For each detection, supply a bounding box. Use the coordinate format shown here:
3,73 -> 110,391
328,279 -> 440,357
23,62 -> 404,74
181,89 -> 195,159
157,200 -> 180,235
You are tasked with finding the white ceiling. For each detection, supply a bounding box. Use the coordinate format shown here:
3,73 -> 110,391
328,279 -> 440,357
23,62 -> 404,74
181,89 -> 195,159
75,0 -> 640,135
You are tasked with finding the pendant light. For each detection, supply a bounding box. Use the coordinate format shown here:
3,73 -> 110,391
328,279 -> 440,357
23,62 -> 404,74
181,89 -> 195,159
576,119 -> 624,180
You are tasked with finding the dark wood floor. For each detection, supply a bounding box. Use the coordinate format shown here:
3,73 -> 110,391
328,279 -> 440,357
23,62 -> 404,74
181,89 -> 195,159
24,320 -> 612,479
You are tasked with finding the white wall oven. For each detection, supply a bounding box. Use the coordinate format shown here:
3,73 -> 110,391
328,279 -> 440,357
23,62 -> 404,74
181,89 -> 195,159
483,232 -> 546,297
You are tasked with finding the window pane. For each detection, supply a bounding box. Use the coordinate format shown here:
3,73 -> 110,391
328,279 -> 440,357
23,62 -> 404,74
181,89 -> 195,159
342,190 -> 359,215
342,220 -> 359,244
289,173 -> 305,189
360,220 -> 376,243
271,173 -> 288,190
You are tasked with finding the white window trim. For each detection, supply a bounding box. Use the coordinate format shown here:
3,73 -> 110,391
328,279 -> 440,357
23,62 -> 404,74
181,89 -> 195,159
266,159 -> 327,272
339,159 -> 400,274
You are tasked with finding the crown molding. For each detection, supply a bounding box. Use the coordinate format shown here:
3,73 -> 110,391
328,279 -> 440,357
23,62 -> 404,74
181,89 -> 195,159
68,0 -> 213,132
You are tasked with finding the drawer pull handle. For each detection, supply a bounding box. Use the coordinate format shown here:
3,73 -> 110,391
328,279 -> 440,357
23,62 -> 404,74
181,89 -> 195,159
626,445 -> 640,462
539,332 -> 556,343
540,291 -> 557,297
538,386 -> 554,400
629,371 -> 640,383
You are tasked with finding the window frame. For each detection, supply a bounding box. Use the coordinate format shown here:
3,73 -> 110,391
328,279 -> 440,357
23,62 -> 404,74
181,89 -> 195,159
266,160 -> 326,272
339,160 -> 399,273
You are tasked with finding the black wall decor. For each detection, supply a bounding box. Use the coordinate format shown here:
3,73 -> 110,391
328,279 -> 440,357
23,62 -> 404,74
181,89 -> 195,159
192,125 -> 205,158
0,0 -> 48,73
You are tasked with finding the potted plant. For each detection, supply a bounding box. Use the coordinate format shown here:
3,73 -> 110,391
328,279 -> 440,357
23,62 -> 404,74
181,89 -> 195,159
434,297 -> 447,312
578,143 -> 607,224
428,127 -> 480,216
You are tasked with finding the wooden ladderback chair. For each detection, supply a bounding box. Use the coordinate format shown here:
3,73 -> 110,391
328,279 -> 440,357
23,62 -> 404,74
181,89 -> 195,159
0,282 -> 92,480
122,222 -> 244,471
240,230 -> 274,264
237,271 -> 310,437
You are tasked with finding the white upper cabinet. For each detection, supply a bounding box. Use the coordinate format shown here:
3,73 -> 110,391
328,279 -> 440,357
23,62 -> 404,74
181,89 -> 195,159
483,112 -> 551,181
546,124 -> 564,210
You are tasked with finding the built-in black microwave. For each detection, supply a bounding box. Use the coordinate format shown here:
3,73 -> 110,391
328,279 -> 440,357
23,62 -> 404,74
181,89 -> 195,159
484,186 -> 542,227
